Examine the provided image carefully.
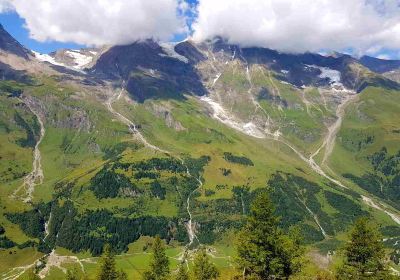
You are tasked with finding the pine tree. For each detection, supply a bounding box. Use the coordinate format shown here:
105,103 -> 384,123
175,262 -> 189,280
117,269 -> 128,280
143,236 -> 170,280
336,217 -> 393,280
66,269 -> 79,280
236,191 -> 304,279
192,248 -> 219,280
97,244 -> 118,280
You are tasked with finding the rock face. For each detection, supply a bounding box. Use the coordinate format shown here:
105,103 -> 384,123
150,103 -> 186,131
50,48 -> 100,70
24,95 -> 92,132
42,36 -> 398,105
174,41 -> 206,64
0,24 -> 31,59
384,69 -> 400,83
90,40 -> 207,102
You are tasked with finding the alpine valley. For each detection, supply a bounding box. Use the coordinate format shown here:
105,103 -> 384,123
0,23 -> 400,279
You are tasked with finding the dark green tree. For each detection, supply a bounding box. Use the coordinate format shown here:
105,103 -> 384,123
117,269 -> 128,280
336,217 -> 393,280
97,244 -> 118,280
175,262 -> 189,280
66,269 -> 80,280
192,248 -> 219,280
143,236 -> 170,280
236,191 -> 304,279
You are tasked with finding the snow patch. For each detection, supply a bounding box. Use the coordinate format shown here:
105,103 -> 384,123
212,73 -> 221,86
306,64 -> 343,87
65,50 -> 93,69
33,50 -> 88,73
159,42 -> 188,63
318,67 -> 341,84
200,96 -> 265,139
32,51 -> 66,67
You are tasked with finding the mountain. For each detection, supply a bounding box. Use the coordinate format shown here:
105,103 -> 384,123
90,40 -> 206,102
32,47 -> 102,74
360,55 -> 400,73
0,24 -> 31,59
0,25 -> 400,279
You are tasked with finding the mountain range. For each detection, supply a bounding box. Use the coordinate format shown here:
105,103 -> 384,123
0,23 -> 400,278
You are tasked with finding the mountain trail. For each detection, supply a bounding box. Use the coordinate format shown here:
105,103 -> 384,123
38,250 -> 86,279
245,64 -> 270,118
106,83 -> 204,249
200,87 -> 400,228
299,88 -> 324,118
310,91 -> 358,167
267,69 -> 282,97
2,261 -> 39,280
362,196 -> 400,225
105,83 -> 168,154
11,98 -> 45,203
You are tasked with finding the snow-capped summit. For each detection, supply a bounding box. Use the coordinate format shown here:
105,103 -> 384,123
33,48 -> 102,72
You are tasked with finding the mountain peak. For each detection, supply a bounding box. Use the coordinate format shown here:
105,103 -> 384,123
359,55 -> 400,73
0,23 -> 31,59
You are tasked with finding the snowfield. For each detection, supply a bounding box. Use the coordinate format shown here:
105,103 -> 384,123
306,64 -> 343,87
65,50 -> 94,69
32,51 -> 66,67
33,50 -> 94,71
200,96 -> 265,139
159,42 -> 189,63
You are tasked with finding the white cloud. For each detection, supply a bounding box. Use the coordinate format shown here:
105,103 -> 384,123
377,54 -> 391,60
192,0 -> 400,55
8,0 -> 186,46
0,0 -> 13,13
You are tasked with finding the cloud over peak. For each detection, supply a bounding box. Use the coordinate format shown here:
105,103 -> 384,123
2,0 -> 400,57
7,0 -> 187,46
192,0 -> 400,56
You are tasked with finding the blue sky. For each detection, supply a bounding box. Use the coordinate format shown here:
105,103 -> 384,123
0,12 -> 84,53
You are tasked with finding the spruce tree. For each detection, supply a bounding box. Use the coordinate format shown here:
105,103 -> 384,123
192,248 -> 219,280
143,236 -> 170,280
175,262 -> 189,280
66,269 -> 79,280
117,269 -> 128,280
236,191 -> 304,279
336,217 -> 393,280
97,244 -> 118,280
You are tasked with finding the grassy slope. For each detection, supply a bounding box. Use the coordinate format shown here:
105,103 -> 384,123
329,86 -> 400,222
1,72 -> 400,278
330,86 -> 400,184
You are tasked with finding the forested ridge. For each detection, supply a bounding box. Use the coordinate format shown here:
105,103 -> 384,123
18,191 -> 398,280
